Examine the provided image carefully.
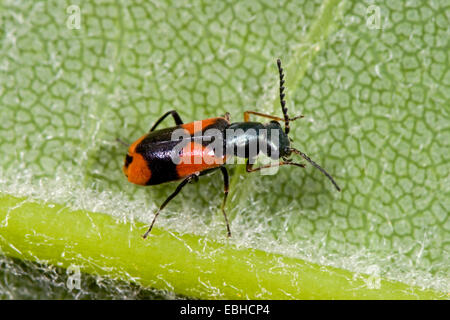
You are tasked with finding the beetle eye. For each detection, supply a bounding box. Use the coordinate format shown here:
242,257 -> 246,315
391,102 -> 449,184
125,154 -> 133,167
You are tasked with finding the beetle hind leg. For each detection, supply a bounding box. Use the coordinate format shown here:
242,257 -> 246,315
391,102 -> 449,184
142,173 -> 197,239
220,166 -> 231,237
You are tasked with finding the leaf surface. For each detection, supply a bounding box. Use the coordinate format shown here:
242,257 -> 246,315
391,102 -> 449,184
0,0 -> 448,298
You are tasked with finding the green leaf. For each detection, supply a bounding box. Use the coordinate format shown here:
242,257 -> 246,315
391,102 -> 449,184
0,0 -> 448,298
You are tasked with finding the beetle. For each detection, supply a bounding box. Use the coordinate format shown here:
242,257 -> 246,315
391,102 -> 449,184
120,59 -> 340,239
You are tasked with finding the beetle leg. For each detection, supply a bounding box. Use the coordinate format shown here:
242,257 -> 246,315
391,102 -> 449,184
189,174 -> 200,184
149,110 -> 184,132
243,110 -> 303,123
245,158 -> 305,172
223,112 -> 230,122
220,166 -> 231,237
142,173 -> 197,239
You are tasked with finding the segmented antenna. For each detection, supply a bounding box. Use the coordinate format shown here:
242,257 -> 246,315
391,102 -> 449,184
290,148 -> 341,192
277,58 -> 290,134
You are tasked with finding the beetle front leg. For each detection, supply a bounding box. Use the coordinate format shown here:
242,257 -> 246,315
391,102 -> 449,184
245,158 -> 305,172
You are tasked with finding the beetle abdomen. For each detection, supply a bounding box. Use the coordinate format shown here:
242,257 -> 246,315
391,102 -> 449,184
123,116 -> 230,186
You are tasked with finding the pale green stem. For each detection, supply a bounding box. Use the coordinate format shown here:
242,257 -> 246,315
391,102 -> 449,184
0,193 -> 445,299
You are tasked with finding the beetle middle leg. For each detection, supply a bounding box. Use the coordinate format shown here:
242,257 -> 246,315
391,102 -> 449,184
149,110 -> 184,132
142,172 -> 198,239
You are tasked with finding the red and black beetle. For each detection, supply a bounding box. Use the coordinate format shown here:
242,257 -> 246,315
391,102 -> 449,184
119,59 -> 340,239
